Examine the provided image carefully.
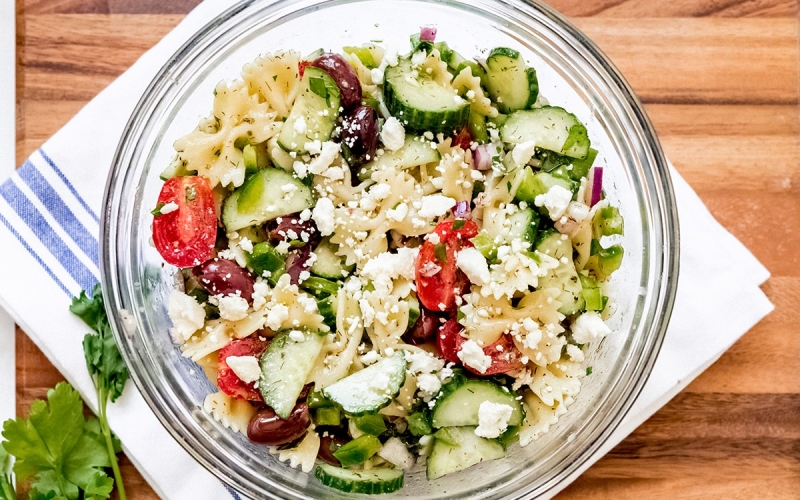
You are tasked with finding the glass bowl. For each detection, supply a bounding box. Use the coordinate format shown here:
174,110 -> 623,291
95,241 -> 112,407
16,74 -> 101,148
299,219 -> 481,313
101,0 -> 679,498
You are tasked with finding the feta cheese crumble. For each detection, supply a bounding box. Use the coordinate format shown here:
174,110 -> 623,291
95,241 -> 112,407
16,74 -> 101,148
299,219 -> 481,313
216,294 -> 249,321
159,201 -> 178,215
312,197 -> 335,236
457,340 -> 492,374
456,247 -> 491,286
225,355 -> 261,383
534,185 -> 573,220
168,291 -> 206,342
474,401 -> 513,438
571,311 -> 611,344
419,194 -> 456,218
380,117 -> 406,151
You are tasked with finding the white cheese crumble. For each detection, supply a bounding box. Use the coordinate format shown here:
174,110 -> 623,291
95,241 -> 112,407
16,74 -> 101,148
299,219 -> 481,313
474,401 -> 513,438
416,373 -> 442,400
265,303 -> 290,331
159,201 -> 178,215
293,116 -> 307,134
306,141 -> 341,178
387,202 -> 409,222
566,344 -> 585,363
167,291 -> 206,342
289,330 -> 306,342
360,351 -> 381,365
312,197 -> 335,236
216,294 -> 249,321
419,194 -> 456,218
510,140 -> 537,166
370,371 -> 391,392
456,247 -> 491,286
571,311 -> 611,344
534,185 -> 573,220
225,355 -> 261,383
457,340 -> 492,374
380,117 -> 406,151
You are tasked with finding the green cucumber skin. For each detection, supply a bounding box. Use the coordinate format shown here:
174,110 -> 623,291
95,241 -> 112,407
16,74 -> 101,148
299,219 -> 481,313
322,351 -> 407,416
358,135 -> 441,181
314,464 -> 404,494
484,47 -> 539,114
310,238 -> 353,279
384,59 -> 470,134
221,167 -> 314,232
277,66 -> 341,153
501,106 -> 591,159
426,426 -> 506,480
258,329 -> 325,419
431,379 -> 524,428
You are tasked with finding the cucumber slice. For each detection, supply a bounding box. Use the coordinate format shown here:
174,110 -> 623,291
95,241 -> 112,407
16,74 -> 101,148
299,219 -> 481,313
507,207 -> 539,246
311,238 -> 354,279
431,379 -> 524,429
278,66 -> 341,153
483,47 -> 538,114
357,135 -> 441,181
426,426 -> 506,480
267,136 -> 294,171
515,168 -> 578,206
221,168 -> 314,232
541,147 -> 598,181
536,231 -> 585,315
323,351 -> 406,415
501,106 -> 590,159
258,329 -> 326,419
384,58 -> 470,134
300,276 -> 340,298
314,464 -> 404,494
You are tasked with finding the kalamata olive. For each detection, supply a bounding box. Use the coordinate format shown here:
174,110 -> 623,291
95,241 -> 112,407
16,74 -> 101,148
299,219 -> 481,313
311,53 -> 362,109
341,105 -> 379,170
266,213 -> 320,247
193,257 -> 255,303
317,434 -> 350,466
403,306 -> 444,345
247,403 -> 311,446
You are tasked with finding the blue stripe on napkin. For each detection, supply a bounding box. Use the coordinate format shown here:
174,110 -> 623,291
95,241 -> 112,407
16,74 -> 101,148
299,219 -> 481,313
39,149 -> 100,223
17,160 -> 100,265
0,212 -> 71,296
0,175 -> 98,295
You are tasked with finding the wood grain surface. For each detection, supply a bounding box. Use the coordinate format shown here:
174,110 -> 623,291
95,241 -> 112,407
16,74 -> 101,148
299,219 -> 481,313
13,0 -> 800,498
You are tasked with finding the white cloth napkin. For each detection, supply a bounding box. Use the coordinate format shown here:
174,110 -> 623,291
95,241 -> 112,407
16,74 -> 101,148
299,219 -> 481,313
0,0 -> 773,498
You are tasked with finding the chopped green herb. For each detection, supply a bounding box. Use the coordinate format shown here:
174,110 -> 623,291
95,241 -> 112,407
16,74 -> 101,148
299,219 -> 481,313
150,202 -> 165,217
452,219 -> 466,230
434,243 -> 447,263
586,366 -> 593,376
272,74 -> 278,81
309,77 -> 329,100
507,181 -> 512,192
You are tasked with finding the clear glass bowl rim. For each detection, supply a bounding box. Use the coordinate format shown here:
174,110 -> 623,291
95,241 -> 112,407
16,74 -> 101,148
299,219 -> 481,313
101,0 -> 680,498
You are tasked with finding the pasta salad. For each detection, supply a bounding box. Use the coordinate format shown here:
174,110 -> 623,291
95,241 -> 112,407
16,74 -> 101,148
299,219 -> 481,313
153,27 -> 625,494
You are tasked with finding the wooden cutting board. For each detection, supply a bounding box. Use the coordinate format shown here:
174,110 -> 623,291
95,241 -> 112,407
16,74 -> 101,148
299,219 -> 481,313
14,0 -> 800,498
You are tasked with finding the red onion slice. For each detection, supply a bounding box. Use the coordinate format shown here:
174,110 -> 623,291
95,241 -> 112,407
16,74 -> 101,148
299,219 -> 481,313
420,26 -> 437,42
472,144 -> 493,171
452,200 -> 471,219
588,166 -> 604,207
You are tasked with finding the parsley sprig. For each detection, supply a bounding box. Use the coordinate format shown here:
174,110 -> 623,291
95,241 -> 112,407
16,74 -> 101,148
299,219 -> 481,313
69,284 -> 129,500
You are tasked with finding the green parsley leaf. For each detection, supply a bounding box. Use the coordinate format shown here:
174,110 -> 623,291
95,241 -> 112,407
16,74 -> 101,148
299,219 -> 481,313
434,243 -> 447,263
309,77 -> 328,101
150,203 -> 165,217
0,443 -> 15,500
452,219 -> 465,230
71,285 -> 129,403
586,366 -> 593,376
1,383 -> 113,500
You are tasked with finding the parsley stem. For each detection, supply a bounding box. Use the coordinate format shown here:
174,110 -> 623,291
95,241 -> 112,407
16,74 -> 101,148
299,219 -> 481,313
98,385 -> 127,500
0,479 -> 16,500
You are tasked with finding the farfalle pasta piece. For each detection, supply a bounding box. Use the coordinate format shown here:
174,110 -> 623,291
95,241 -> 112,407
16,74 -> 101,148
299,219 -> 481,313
242,50 -> 302,118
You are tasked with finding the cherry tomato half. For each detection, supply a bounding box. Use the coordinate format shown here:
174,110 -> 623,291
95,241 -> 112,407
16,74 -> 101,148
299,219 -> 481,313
152,176 -> 217,268
218,337 -> 269,402
416,219 -> 479,312
436,319 -> 524,375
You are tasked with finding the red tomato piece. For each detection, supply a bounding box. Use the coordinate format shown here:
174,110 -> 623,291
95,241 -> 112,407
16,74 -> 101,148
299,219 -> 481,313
475,334 -> 525,375
452,126 -> 472,150
217,337 -> 269,402
437,319 -> 524,375
436,318 -> 465,364
416,220 -> 479,312
298,60 -> 313,79
152,176 -> 217,268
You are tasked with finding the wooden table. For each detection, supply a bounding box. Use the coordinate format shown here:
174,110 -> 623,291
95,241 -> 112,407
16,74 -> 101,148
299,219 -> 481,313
14,0 -> 800,498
